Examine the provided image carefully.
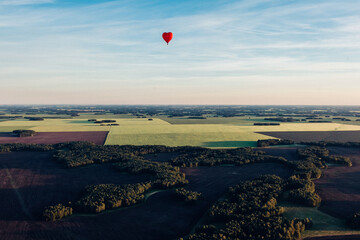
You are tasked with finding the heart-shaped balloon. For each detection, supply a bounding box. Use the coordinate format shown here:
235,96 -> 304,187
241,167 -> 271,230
162,32 -> 173,45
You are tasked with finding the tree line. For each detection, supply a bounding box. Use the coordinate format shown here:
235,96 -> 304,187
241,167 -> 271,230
12,130 -> 36,137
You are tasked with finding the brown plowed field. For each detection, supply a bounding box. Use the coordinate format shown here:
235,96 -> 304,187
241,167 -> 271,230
259,147 -> 360,220
257,147 -> 300,161
314,147 -> 360,219
305,234 -> 360,240
0,150 -> 292,240
0,151 -> 150,240
0,131 -> 108,145
258,131 -> 360,142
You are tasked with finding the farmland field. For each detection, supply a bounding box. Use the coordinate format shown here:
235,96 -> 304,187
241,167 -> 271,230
105,121 -> 360,147
314,147 -> 360,219
2,117 -> 360,147
0,119 -> 110,132
160,116 -> 269,125
0,132 -> 108,145
258,131 -> 360,142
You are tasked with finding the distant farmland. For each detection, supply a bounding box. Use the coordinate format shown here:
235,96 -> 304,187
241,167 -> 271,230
1,117 -> 360,147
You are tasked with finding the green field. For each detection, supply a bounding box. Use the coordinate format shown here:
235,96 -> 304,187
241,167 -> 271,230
281,202 -> 360,238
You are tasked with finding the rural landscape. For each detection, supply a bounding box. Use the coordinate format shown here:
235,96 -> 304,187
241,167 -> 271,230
1,0 -> 360,239
0,105 -> 360,240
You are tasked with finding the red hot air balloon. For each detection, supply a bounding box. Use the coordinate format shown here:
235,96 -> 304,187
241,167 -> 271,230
162,32 -> 173,45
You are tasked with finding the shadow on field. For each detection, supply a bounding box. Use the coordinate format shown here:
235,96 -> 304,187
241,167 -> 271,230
0,152 -> 150,221
203,141 -> 257,147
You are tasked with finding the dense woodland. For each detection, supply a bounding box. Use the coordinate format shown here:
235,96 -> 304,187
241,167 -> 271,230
75,183 -> 152,213
181,175 -> 312,240
297,146 -> 352,167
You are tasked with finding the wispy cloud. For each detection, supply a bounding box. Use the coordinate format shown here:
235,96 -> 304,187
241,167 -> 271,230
0,0 -> 53,6
0,0 -> 359,104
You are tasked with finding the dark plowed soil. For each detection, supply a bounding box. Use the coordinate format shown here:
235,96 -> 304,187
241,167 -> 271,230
258,131 -> 360,142
256,147 -> 300,161
313,147 -> 360,219
0,131 -> 108,145
0,151 -> 292,240
0,151 -> 149,240
305,235 -> 360,240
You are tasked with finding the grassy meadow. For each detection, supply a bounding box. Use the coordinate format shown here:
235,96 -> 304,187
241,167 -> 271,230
281,202 -> 360,238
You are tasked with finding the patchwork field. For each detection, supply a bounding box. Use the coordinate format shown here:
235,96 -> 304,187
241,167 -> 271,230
1,117 -> 360,147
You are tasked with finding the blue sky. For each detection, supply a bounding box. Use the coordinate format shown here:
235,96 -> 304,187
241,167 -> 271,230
0,0 -> 359,104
